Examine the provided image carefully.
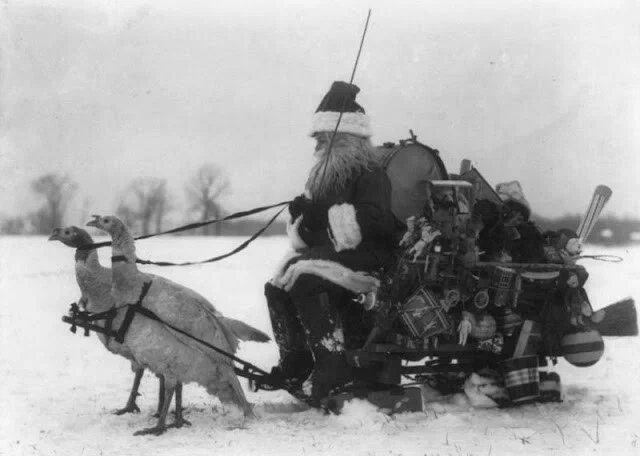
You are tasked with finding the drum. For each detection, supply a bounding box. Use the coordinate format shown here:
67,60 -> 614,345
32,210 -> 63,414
399,287 -> 452,339
377,139 -> 449,223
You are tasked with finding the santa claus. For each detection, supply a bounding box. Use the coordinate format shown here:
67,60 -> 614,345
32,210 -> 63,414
261,81 -> 401,405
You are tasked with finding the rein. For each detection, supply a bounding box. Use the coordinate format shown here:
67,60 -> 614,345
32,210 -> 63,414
135,205 -> 287,267
80,202 -> 288,267
79,201 -> 291,251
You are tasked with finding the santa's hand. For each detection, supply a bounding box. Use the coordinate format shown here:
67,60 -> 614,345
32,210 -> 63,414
289,194 -> 312,220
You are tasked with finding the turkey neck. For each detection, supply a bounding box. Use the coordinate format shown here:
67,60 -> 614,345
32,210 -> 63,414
110,227 -> 146,305
75,247 -> 100,267
111,227 -> 137,262
74,249 -> 114,314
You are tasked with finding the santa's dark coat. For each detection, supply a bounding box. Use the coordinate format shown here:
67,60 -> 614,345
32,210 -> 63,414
282,164 -> 401,300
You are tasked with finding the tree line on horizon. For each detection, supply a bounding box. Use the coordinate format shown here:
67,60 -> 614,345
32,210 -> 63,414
2,170 -> 639,245
0,166 -> 252,237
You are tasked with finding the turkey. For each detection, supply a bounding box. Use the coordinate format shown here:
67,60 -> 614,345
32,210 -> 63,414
49,226 -> 169,417
86,214 -> 269,435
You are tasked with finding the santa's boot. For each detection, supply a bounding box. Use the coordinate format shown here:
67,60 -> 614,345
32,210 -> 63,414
295,292 -> 353,405
263,283 -> 313,390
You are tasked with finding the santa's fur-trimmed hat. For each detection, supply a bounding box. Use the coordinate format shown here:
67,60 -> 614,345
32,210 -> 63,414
309,81 -> 372,138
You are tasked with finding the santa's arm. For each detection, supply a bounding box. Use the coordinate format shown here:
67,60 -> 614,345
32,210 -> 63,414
286,213 -> 332,250
286,193 -> 331,250
328,167 -> 397,252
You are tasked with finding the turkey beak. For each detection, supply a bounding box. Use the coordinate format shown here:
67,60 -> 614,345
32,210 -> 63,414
86,215 -> 101,228
48,228 -> 60,241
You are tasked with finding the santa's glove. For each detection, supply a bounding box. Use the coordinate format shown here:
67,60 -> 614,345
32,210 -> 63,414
289,194 -> 312,220
304,202 -> 330,231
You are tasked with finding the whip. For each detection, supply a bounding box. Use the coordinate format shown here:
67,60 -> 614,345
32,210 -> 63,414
317,9 -> 373,192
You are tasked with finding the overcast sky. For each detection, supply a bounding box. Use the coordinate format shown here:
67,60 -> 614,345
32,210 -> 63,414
1,0 -> 639,226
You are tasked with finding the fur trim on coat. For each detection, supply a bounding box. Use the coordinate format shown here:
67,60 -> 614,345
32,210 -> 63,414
286,215 -> 308,251
328,203 -> 362,252
271,258 -> 379,294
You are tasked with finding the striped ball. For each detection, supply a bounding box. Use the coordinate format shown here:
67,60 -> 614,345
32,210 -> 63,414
561,329 -> 605,367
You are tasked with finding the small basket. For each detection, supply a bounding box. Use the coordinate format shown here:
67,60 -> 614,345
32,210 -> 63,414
500,355 -> 540,404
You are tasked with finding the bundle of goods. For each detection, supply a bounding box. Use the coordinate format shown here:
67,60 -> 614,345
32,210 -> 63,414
337,138 -> 637,412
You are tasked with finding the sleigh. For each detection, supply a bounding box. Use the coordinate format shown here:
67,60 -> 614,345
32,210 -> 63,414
322,132 -> 638,413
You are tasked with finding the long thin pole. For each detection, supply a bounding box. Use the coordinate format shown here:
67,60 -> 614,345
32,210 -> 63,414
349,9 -> 372,84
316,9 -> 372,195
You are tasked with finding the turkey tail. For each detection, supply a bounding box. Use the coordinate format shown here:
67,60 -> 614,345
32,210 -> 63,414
210,365 -> 256,419
221,317 -> 271,343
591,298 -> 638,337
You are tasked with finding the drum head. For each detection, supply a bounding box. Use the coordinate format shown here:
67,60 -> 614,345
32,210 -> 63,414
376,142 -> 449,223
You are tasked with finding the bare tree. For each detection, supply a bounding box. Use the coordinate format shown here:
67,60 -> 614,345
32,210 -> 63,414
79,197 -> 91,227
1,216 -> 28,235
153,181 -> 169,233
30,173 -> 77,234
185,164 -> 230,235
117,177 -> 171,235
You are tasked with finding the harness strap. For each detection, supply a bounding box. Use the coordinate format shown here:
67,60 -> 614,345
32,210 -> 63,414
85,307 -> 118,342
83,307 -> 118,323
131,305 -> 267,374
111,255 -> 129,263
104,311 -> 115,344
66,303 -> 119,338
114,281 -> 152,344
62,283 -> 304,398
62,315 -> 120,338
121,305 -> 307,398
62,282 -> 152,344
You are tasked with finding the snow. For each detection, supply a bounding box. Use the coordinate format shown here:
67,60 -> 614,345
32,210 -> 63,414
1,235 -> 639,456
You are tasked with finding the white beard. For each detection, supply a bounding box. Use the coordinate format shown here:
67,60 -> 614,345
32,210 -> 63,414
305,133 -> 379,200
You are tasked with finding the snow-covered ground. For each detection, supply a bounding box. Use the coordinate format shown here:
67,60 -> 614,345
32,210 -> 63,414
1,235 -> 639,456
